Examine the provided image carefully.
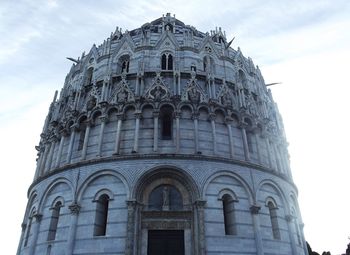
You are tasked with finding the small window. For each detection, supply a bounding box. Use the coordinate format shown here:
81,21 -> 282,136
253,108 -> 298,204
160,107 -> 173,140
267,201 -> 280,240
47,201 -> 62,241
86,67 -> 94,85
78,127 -> 86,151
161,53 -> 173,70
222,194 -> 236,235
246,132 -> 253,153
94,194 -> 109,236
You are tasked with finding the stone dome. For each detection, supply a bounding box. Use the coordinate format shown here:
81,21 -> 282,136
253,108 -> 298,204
18,13 -> 307,255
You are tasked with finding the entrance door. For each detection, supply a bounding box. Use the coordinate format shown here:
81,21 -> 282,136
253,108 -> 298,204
147,230 -> 184,255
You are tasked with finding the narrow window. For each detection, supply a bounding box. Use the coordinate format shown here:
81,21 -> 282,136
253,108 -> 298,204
161,110 -> 172,140
167,54 -> 173,70
47,201 -> 62,241
268,201 -> 280,239
191,65 -> 196,72
94,194 -> 109,236
203,57 -> 207,71
222,194 -> 236,235
161,54 -> 167,70
78,128 -> 86,151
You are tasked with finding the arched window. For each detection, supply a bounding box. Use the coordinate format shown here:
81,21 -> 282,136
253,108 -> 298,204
160,107 -> 173,140
94,194 -> 109,236
267,201 -> 280,239
222,194 -> 236,235
161,53 -> 173,70
246,132 -> 253,153
47,201 -> 62,241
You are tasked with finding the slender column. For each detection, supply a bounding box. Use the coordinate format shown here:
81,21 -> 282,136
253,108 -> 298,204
240,124 -> 250,161
125,200 -> 137,255
263,134 -> 273,168
135,76 -> 140,96
254,132 -> 263,165
45,138 -> 56,172
209,113 -> 217,155
97,115 -> 108,157
66,203 -> 81,255
225,117 -> 235,158
211,78 -> 216,99
195,200 -> 206,255
207,78 -> 212,98
153,111 -> 159,152
113,114 -> 124,154
250,205 -> 264,255
140,76 -> 145,95
175,111 -> 181,153
28,213 -> 42,255
80,122 -> 91,160
66,126 -> 77,164
39,143 -> 50,176
55,133 -> 65,168
286,215 -> 298,255
132,111 -> 141,153
192,112 -> 199,153
173,73 -> 177,95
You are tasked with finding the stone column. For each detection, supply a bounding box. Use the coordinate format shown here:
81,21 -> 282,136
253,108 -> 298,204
66,203 -> 81,255
250,205 -> 264,255
177,72 -> 181,95
97,115 -> 108,157
254,132 -> 263,165
175,111 -> 181,153
135,75 -> 140,96
285,215 -> 298,255
240,124 -> 250,161
195,200 -> 206,255
39,143 -> 50,176
45,137 -> 57,172
113,113 -> 124,154
132,111 -> 141,153
28,213 -> 42,255
192,112 -> 199,153
153,111 -> 159,152
140,76 -> 145,95
66,125 -> 78,164
55,132 -> 66,168
211,78 -> 216,99
225,117 -> 235,158
125,200 -> 137,255
80,121 -> 91,160
261,132 -> 272,168
209,113 -> 217,155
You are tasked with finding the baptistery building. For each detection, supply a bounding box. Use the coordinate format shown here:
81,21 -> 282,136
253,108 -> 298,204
18,14 -> 307,255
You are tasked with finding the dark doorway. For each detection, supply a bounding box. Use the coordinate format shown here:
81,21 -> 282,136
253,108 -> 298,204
147,230 -> 184,255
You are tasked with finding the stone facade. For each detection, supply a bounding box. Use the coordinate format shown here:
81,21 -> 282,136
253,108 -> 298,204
17,13 -> 307,255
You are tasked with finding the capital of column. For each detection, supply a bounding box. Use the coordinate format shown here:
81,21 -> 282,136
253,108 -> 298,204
174,110 -> 181,119
152,110 -> 160,118
194,199 -> 206,208
250,205 -> 261,214
134,111 -> 142,119
68,203 -> 81,215
225,116 -> 233,125
191,112 -> 200,120
99,115 -> 109,123
32,213 -> 43,222
116,113 -> 125,120
238,121 -> 248,129
126,199 -> 138,208
285,214 -> 295,222
209,113 -> 216,121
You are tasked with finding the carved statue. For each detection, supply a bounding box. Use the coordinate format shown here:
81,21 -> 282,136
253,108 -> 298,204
162,186 -> 170,208
117,88 -> 128,103
188,86 -> 200,103
86,96 -> 96,111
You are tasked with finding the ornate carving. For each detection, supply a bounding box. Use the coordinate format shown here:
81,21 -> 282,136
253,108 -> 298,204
145,72 -> 171,101
181,75 -> 207,103
68,203 -> 81,215
217,82 -> 238,109
110,77 -> 135,104
250,205 -> 261,214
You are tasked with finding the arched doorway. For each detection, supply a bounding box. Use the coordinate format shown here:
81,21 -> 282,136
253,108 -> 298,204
129,167 -> 204,255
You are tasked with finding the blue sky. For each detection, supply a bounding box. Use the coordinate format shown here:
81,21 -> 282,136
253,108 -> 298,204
1,0 -> 350,254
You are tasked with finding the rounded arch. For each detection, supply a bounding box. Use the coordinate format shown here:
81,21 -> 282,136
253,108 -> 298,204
77,114 -> 88,124
159,102 -> 175,112
38,177 -> 74,213
202,171 -> 254,204
132,165 -> 200,204
218,188 -> 238,201
198,105 -> 210,113
255,179 -> 288,209
90,109 -> 103,121
93,188 -> 115,201
106,106 -> 119,116
50,196 -> 65,208
140,102 -> 155,112
121,104 -> 136,114
76,169 -> 129,203
24,191 -> 38,220
265,196 -> 278,208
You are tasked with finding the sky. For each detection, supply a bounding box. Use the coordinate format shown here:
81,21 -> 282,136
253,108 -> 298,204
1,0 -> 350,254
